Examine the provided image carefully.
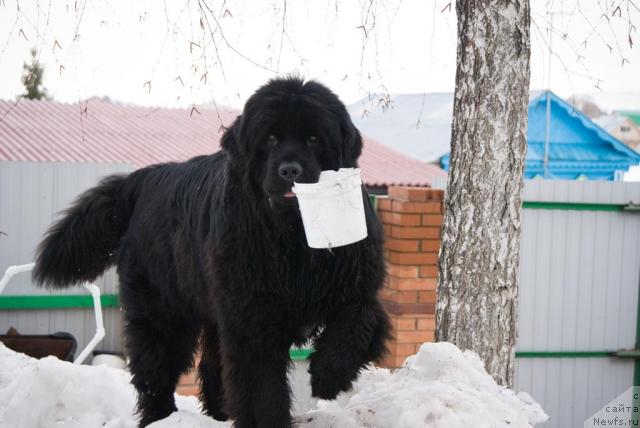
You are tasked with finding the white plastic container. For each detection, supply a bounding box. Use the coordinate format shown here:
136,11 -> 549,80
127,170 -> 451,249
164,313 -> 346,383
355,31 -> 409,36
293,168 -> 368,249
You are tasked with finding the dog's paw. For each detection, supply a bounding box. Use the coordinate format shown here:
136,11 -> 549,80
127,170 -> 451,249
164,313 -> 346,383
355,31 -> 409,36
309,362 -> 355,400
310,372 -> 353,399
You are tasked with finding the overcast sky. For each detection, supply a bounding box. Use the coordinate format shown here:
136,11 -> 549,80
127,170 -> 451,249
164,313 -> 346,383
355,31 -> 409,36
0,0 -> 638,110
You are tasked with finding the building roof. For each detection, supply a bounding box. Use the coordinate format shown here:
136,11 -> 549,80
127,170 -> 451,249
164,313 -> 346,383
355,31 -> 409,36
0,98 -> 446,188
617,110 -> 640,127
349,92 -> 454,162
350,90 -> 640,180
593,114 -> 628,131
521,91 -> 640,179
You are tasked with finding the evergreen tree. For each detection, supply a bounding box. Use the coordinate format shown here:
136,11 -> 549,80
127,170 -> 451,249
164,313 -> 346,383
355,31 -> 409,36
21,48 -> 49,100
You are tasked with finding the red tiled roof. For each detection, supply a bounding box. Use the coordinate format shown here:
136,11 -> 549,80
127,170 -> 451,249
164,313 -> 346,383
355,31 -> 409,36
0,98 -> 445,187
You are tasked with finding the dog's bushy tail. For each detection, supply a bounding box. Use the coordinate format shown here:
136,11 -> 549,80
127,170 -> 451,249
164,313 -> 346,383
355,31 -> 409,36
33,174 -> 136,288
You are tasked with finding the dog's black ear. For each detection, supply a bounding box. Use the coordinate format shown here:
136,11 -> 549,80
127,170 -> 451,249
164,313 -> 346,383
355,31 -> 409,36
220,116 -> 242,155
340,114 -> 363,167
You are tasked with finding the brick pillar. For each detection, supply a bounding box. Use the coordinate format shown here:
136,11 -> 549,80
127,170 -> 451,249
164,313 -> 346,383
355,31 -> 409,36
377,186 -> 444,368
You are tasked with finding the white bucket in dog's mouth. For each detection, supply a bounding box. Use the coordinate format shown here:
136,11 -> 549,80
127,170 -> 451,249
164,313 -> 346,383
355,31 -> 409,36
293,168 -> 368,249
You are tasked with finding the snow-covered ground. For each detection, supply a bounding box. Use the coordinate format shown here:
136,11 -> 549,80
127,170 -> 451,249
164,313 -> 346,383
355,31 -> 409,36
0,341 -> 547,428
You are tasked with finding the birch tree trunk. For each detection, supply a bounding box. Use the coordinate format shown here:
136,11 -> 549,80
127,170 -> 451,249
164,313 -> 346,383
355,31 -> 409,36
436,0 -> 531,387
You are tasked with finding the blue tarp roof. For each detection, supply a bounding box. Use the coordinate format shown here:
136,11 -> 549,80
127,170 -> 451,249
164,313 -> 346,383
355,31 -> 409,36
440,91 -> 640,180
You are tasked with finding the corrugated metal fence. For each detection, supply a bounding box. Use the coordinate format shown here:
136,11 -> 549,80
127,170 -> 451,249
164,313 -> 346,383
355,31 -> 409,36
515,180 -> 640,427
0,161 -> 133,352
1,162 -> 639,427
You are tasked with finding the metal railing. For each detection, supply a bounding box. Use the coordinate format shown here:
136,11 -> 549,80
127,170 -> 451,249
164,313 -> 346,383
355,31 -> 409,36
0,263 -> 105,364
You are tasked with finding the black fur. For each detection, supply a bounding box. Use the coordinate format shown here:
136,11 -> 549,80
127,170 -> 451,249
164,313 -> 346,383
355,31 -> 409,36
32,173 -> 143,288
33,77 -> 391,428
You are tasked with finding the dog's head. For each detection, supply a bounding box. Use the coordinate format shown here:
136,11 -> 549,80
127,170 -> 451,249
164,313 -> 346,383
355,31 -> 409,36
221,77 -> 363,213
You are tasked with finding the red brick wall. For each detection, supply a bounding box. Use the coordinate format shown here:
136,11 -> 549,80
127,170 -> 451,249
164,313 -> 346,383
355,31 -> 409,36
176,354 -> 200,396
377,186 -> 444,368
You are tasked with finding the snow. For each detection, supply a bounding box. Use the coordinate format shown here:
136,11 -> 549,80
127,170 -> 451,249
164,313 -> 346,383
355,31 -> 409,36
624,165 -> 640,182
304,343 -> 547,428
0,343 -> 138,428
0,341 -> 547,428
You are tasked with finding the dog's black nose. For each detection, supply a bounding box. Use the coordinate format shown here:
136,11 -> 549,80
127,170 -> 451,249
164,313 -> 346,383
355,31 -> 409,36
278,162 -> 303,181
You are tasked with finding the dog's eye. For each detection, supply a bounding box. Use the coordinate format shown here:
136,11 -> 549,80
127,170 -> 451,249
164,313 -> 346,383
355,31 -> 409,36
307,136 -> 317,147
267,135 -> 278,147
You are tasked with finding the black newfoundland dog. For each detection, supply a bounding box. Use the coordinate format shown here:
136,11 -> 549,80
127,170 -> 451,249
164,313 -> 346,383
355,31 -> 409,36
33,77 -> 390,428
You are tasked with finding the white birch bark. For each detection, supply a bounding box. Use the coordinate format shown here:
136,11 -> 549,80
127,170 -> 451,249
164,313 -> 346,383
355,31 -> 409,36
436,0 -> 531,387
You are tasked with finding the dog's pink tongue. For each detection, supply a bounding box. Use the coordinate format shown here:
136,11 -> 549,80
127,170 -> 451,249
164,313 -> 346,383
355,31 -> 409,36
284,191 -> 296,198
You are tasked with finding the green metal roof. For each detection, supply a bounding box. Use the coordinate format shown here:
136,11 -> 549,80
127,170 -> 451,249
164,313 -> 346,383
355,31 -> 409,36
617,111 -> 640,127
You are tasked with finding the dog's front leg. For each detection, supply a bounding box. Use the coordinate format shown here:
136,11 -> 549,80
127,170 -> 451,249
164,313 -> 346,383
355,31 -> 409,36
309,298 -> 390,400
218,301 -> 292,428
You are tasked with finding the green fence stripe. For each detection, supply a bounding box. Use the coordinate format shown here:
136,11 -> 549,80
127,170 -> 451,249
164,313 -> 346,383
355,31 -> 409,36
0,294 -> 120,310
522,201 -> 624,211
369,194 -> 377,210
288,349 -> 619,361
371,196 -> 628,212
289,348 -> 313,361
515,350 -> 612,358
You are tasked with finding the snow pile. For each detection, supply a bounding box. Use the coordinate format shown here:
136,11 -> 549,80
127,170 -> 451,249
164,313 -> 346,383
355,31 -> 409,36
0,342 -> 546,428
0,343 -> 135,428
0,343 -> 210,428
304,342 -> 547,427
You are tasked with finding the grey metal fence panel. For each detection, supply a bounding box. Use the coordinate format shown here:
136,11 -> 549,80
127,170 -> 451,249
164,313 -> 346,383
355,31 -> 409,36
2,164 -> 640,428
515,358 -> 634,428
0,161 -> 133,354
516,179 -> 640,428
